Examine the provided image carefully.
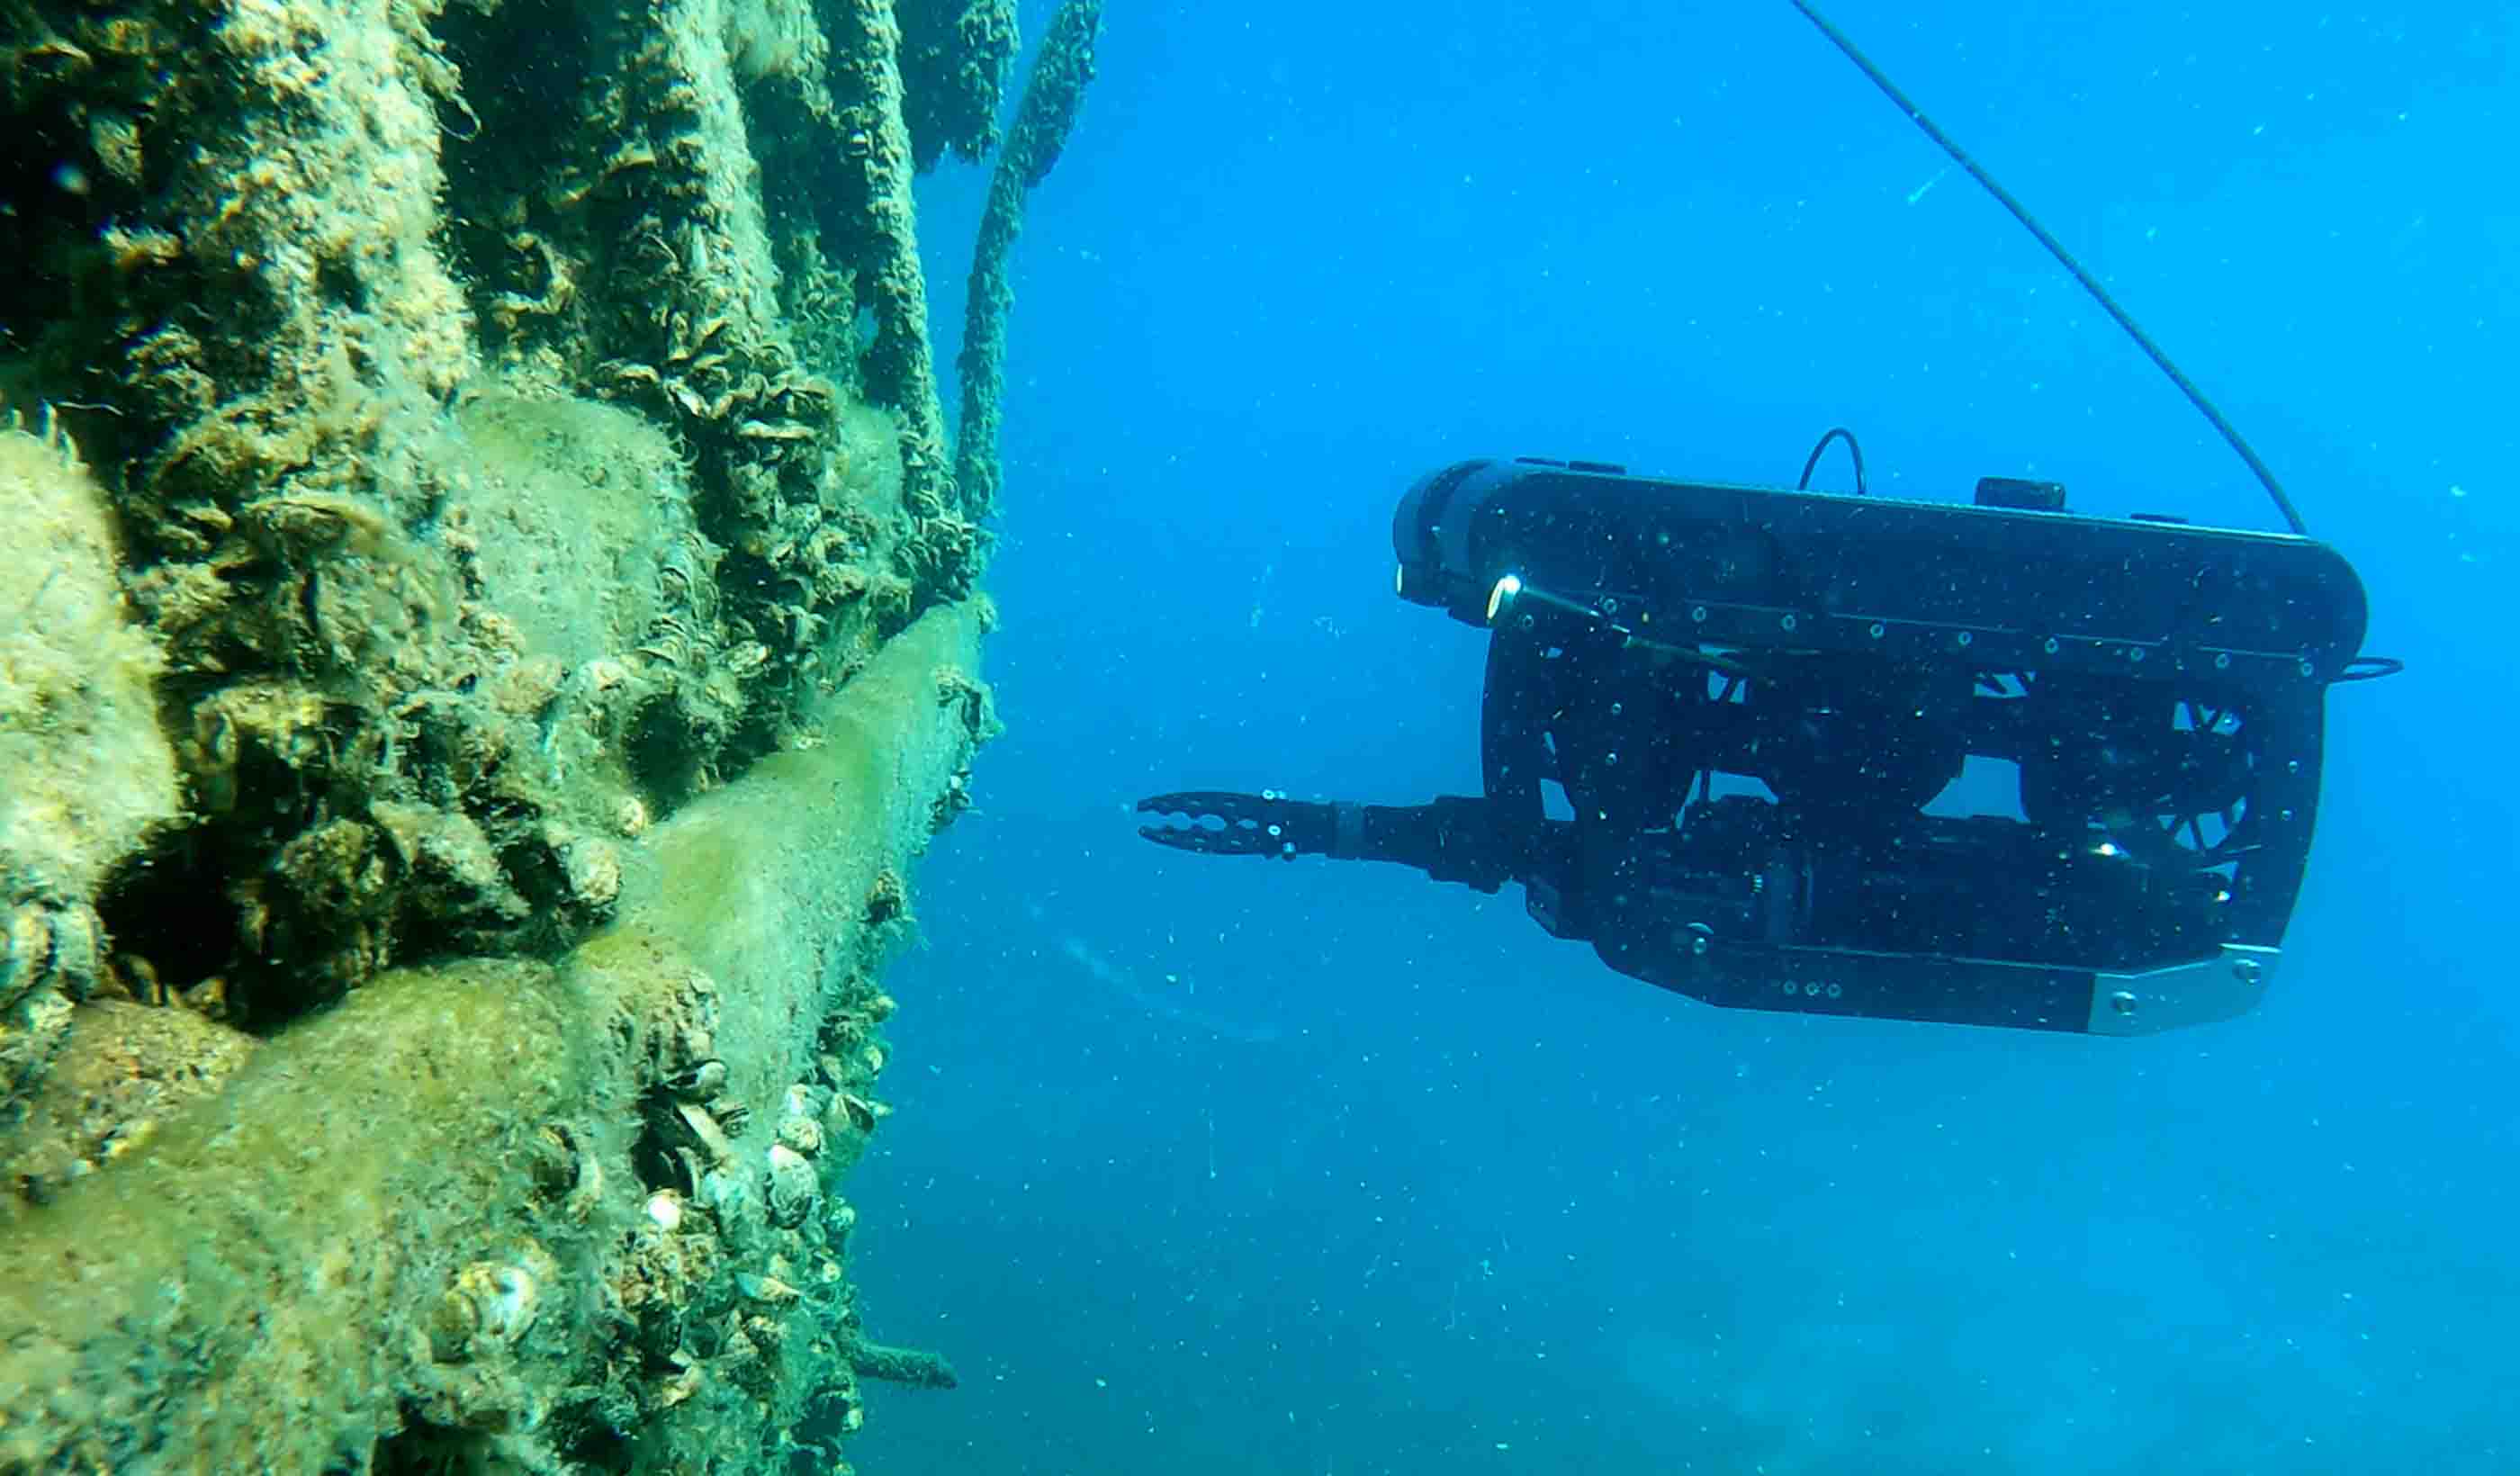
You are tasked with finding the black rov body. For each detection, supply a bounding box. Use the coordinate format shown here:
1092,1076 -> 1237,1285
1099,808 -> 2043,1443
1142,455 -> 2374,1036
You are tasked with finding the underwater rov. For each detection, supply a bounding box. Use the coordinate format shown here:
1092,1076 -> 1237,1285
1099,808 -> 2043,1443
1141,455 -> 2383,1036
1136,4 -> 2395,1036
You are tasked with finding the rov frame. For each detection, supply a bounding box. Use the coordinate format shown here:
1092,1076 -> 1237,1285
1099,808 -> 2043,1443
1393,455 -> 2372,1035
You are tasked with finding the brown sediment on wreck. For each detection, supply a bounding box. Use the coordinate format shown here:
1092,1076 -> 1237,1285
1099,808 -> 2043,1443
0,0 -> 1091,1467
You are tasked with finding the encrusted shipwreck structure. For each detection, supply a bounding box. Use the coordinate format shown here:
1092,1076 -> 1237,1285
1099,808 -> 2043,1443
0,0 -> 1100,1469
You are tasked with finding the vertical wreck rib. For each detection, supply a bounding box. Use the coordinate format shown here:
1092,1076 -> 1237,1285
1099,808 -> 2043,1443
826,0 -> 959,526
955,0 -> 1104,520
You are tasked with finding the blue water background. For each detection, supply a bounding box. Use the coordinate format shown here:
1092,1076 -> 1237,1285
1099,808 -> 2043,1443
850,4 -> 2516,1471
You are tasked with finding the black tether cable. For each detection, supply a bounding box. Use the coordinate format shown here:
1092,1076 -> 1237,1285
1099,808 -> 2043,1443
1796,426 -> 1867,493
1786,0 -> 2312,538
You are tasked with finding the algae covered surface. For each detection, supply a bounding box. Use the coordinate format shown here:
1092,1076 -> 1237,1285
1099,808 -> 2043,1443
0,0 -> 1100,1469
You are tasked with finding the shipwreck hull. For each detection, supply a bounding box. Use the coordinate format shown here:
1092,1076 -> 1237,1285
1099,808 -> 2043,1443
0,0 -> 1099,1467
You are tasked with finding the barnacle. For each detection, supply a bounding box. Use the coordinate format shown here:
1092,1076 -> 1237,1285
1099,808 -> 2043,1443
763,1143 -> 816,1228
428,1243 -> 556,1361
828,1089 -> 890,1133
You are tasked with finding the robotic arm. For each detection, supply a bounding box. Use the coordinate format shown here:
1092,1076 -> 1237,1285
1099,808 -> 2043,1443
1136,791 -> 1524,894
